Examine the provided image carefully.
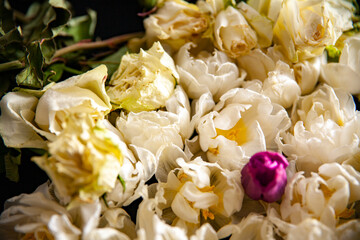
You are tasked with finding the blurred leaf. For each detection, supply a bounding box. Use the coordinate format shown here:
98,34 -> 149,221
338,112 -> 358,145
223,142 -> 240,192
4,148 -> 21,182
63,9 -> 97,43
22,0 -> 71,43
0,27 -> 25,61
138,0 -> 158,9
0,0 -> 16,34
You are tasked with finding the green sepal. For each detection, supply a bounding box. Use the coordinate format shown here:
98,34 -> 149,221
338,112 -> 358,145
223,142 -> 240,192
118,174 -> 126,193
325,45 -> 341,63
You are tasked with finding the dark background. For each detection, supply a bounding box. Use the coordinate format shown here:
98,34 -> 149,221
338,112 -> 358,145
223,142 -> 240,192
8,0 -> 146,38
0,0 -> 146,212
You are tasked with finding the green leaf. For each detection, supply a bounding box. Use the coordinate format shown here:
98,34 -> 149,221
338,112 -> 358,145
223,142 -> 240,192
13,81 -> 55,98
2,147 -> 21,182
43,62 -> 65,83
22,0 -> 71,43
63,9 -> 97,43
16,66 -> 42,89
40,38 -> 56,64
90,46 -> 128,78
16,41 -> 45,88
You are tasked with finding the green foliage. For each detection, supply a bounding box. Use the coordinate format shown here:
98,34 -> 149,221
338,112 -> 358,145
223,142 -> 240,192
0,1 -> 130,182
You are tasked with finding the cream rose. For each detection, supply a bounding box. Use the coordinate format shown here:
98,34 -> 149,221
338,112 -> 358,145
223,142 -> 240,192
279,84 -> 360,173
273,0 -> 354,63
33,113 -> 124,202
35,65 -> 111,135
175,42 -> 245,101
107,42 -> 178,113
214,6 -> 258,58
144,0 -> 208,51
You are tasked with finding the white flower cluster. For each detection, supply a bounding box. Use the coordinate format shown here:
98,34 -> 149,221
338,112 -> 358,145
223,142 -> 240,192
1,0 -> 360,239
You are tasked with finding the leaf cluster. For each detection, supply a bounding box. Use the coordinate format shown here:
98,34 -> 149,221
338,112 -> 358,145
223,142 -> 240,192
0,0 -> 133,182
0,0 -> 127,96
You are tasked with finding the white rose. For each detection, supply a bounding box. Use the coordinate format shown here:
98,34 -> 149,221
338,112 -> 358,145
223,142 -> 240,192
217,213 -> 275,240
237,48 -> 276,81
197,88 -> 290,170
136,198 -> 218,240
273,0 -> 354,62
321,36 -> 360,94
153,157 -> 243,236
278,163 -> 360,231
116,111 -> 183,155
115,86 -> 190,156
286,218 -> 335,240
0,183 -> 81,239
175,42 -> 245,101
237,2 -> 273,48
35,65 -> 111,135
0,92 -> 54,149
214,6 -> 257,58
144,0 -> 208,51
280,84 -> 360,173
262,61 -> 301,108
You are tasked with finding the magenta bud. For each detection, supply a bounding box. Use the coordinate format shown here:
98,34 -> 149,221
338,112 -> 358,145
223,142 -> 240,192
241,151 -> 288,203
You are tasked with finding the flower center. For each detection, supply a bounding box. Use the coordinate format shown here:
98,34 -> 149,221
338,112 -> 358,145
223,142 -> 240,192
215,118 -> 247,146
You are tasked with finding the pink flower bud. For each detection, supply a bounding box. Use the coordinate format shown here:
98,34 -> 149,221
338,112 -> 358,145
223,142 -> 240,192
241,151 -> 288,202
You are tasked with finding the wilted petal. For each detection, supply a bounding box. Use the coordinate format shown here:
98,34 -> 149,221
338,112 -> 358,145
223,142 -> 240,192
294,56 -> 321,95
262,61 -> 301,108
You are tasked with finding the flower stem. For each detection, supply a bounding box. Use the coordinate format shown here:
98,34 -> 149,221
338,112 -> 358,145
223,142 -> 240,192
52,32 -> 143,60
0,60 -> 25,72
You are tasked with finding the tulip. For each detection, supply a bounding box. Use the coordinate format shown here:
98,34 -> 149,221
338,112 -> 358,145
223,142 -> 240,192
241,151 -> 288,202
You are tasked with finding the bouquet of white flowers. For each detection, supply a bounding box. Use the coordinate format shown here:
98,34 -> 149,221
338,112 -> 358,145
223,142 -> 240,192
0,0 -> 359,239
